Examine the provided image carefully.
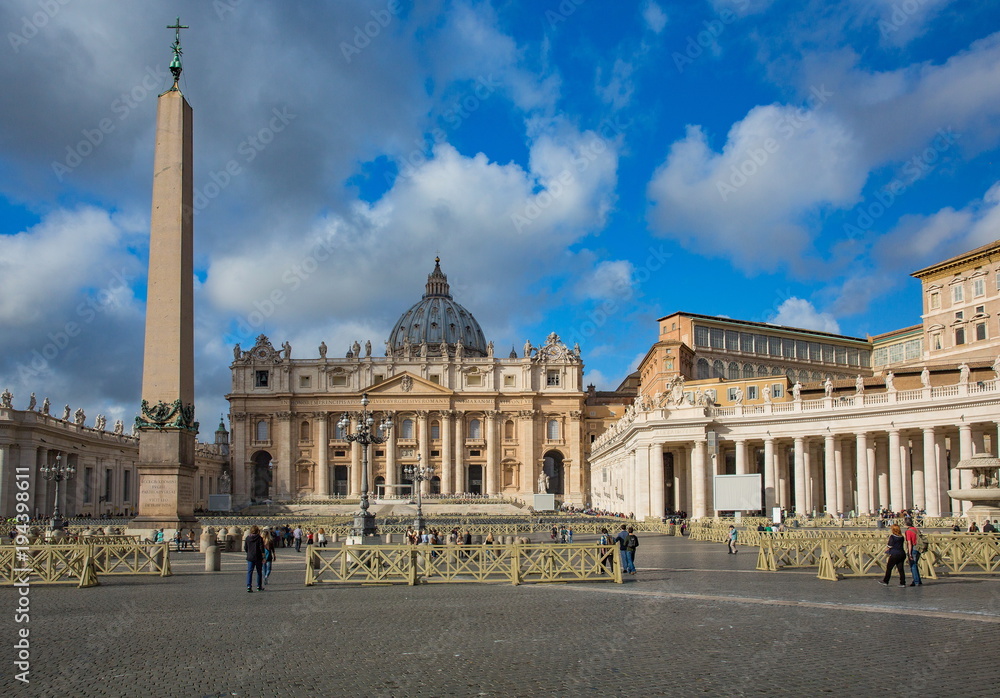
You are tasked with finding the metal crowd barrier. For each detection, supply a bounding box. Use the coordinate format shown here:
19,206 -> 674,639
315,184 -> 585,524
305,542 -> 623,586
1,542 -> 171,588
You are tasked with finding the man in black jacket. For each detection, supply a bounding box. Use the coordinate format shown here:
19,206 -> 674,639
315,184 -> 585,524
244,525 -> 265,592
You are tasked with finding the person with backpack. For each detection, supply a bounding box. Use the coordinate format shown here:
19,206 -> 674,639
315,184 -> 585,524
262,529 -> 276,587
244,525 -> 265,593
904,519 -> 923,586
598,527 -> 614,573
615,524 -> 634,575
728,525 -> 738,554
625,526 -> 639,575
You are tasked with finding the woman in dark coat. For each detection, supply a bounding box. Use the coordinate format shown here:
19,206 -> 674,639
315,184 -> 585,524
880,524 -> 907,587
245,525 -> 265,592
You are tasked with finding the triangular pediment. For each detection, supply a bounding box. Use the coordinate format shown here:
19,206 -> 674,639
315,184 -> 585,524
366,372 -> 453,395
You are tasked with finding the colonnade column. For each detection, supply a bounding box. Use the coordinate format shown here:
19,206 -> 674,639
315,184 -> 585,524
888,429 -> 903,512
453,412 -> 465,493
793,437 -> 806,515
675,446 -> 687,514
734,440 -> 747,475
316,413 -> 329,496
417,412 -> 430,495
922,427 -> 939,516
763,438 -> 775,512
910,433 -> 924,510
385,411 -> 397,493
441,411 -> 453,495
634,445 -> 651,519
958,424 -> 974,502
834,438 -> 846,515
777,444 -> 789,509
691,440 -> 707,519
824,434 -> 836,515
935,431 -> 950,516
855,433 -> 870,516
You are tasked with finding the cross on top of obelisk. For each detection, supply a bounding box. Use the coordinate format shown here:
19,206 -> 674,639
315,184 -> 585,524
167,17 -> 189,89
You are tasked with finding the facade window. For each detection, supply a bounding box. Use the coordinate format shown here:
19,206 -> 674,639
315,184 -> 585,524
929,291 -> 940,310
372,374 -> 384,384
727,362 -> 740,379
709,328 -> 724,349
299,375 -> 311,388
888,344 -> 904,364
200,476 -> 205,500
331,375 -> 347,387
546,370 -> 560,386
694,326 -> 710,347
976,322 -> 987,341
859,350 -> 871,367
772,384 -> 784,398
123,470 -> 131,502
401,419 -> 415,439
740,332 -> 754,353
743,363 -> 754,378
104,469 -> 113,502
822,344 -> 834,363
504,375 -> 515,387
429,374 -> 440,384
873,347 -> 888,367
255,370 -> 269,388
84,467 -> 93,503
974,278 -> 986,297
747,386 -> 758,400
725,330 -> 739,351
255,420 -> 268,441
955,311 -> 964,320
697,359 -> 710,379
467,373 -> 483,387
468,419 -> 481,439
953,284 -> 964,303
755,334 -> 769,355
727,387 -> 739,401
431,421 -> 440,440
334,423 -> 347,440
996,271 -> 1000,290
932,332 -> 942,351
955,327 -> 966,345
809,343 -> 822,361
757,364 -> 768,377
835,346 -> 847,364
771,366 -> 782,376
712,360 -> 725,379
504,420 -> 515,439
782,339 -> 795,358
547,419 -> 559,440
299,421 -> 310,442
769,337 -> 781,356
796,340 -> 809,359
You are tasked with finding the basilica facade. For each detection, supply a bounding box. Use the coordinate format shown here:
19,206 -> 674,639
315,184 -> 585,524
226,260 -> 587,507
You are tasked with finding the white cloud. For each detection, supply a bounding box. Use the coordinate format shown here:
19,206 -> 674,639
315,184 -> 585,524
769,297 -> 841,334
574,260 -> 635,301
596,59 -> 635,111
647,103 -> 866,272
642,2 -> 668,34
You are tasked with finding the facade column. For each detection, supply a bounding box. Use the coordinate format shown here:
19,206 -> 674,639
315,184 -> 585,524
763,438 -> 776,512
518,411 -> 535,497
453,412 -> 465,493
922,427 -> 939,516
835,439 -> 847,516
634,445 -> 651,519
691,440 -> 707,519
316,413 -> 329,496
935,431 -> 949,516
873,435 -> 888,510
675,446 -> 688,514
440,411 -> 453,495
958,423 -> 974,496
734,439 -> 747,475
910,433 -> 925,510
349,417 -> 361,496
824,434 -> 837,515
855,433 -> 870,516
777,443 -> 789,509
485,411 -> 498,496
385,411 -> 397,493
650,445 -> 665,519
793,437 -> 806,515
417,412 -> 430,495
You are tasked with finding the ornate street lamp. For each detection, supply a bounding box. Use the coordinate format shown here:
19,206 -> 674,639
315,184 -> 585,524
404,453 -> 435,532
39,453 -> 76,530
337,393 -> 392,538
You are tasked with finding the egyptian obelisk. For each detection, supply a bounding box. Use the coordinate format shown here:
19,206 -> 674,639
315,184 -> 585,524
128,19 -> 199,538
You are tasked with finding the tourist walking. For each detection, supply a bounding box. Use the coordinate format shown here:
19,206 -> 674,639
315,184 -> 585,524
245,525 -> 265,592
262,530 -> 276,586
728,525 -> 738,554
599,527 -> 614,572
625,526 -> 638,574
317,528 -> 327,547
904,519 -> 923,586
293,526 -> 303,552
879,524 -> 907,587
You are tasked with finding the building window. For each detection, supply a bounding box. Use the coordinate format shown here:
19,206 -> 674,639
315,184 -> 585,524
331,375 -> 347,387
468,419 -> 481,439
256,420 -> 268,441
503,375 -> 515,387
123,470 -> 130,502
772,384 -> 784,398
725,330 -> 739,351
546,370 -> 560,386
334,423 -> 347,440
372,374 -> 384,384
740,333 -> 754,353
299,375 -> 311,388
796,340 -> 809,359
835,346 -> 847,365
709,328 -> 724,349
712,360 -> 725,379
929,291 -> 940,310
757,365 -> 768,377
974,278 -> 986,297
299,421 -> 310,442
822,344 -> 834,363
694,326 -> 710,347
809,342 -> 821,361
782,339 -> 795,358
467,374 -> 483,387
976,322 -> 987,341
697,359 -> 710,379
955,311 -> 964,320
84,467 -> 93,503
431,421 -> 440,440
727,362 -> 740,379
931,332 -> 942,351
743,363 -> 754,378
255,370 -> 269,388
771,366 -> 782,376
727,387 -> 739,401
199,476 -> 204,500
429,374 -> 440,384
859,350 -> 871,367
955,327 -> 966,346
996,271 -> 1000,291
504,420 -> 515,439
953,284 -> 964,303
104,469 -> 113,503
769,337 -> 781,356
401,419 -> 414,439
547,420 -> 559,440
755,334 -> 769,355
747,385 -> 758,400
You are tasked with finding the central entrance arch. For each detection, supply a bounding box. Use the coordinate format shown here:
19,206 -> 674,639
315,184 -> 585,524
543,450 -> 565,495
251,451 -> 272,500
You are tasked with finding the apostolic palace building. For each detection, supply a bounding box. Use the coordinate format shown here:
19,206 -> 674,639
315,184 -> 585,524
225,259 -> 588,508
589,239 -> 1000,521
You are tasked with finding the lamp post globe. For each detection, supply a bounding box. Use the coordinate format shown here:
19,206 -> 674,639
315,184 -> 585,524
38,453 -> 76,531
404,454 -> 435,533
339,393 -> 392,538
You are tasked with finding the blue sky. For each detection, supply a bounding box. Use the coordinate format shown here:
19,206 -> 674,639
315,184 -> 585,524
2,0 -> 1000,431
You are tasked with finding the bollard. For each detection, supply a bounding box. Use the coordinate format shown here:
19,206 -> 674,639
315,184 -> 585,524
385,533 -> 394,544
199,530 -> 216,553
332,532 -> 339,543
205,545 -> 221,572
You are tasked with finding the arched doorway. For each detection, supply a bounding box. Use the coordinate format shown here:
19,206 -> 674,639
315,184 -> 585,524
467,464 -> 483,494
430,475 -> 441,494
374,476 -> 385,498
543,450 -> 565,495
252,451 -> 272,500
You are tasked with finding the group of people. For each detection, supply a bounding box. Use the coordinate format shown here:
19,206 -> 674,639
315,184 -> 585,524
598,525 -> 639,575
243,525 -> 279,592
403,528 -> 477,546
880,518 -> 926,587
550,526 -> 574,543
260,525 -> 329,551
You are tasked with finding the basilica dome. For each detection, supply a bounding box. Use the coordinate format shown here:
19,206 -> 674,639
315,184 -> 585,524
388,258 -> 488,357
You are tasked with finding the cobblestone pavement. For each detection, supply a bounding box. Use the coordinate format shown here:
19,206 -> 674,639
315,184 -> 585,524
3,534 -> 1000,697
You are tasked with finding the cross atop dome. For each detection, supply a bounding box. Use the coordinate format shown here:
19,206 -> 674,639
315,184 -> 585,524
423,257 -> 452,299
